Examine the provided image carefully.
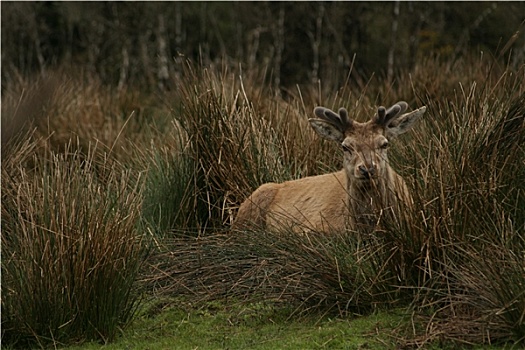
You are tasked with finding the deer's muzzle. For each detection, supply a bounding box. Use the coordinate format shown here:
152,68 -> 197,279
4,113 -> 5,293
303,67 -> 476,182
357,164 -> 376,179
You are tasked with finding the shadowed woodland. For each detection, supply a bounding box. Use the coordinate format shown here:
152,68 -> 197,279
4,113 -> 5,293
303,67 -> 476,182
2,2 -> 525,349
2,2 -> 525,91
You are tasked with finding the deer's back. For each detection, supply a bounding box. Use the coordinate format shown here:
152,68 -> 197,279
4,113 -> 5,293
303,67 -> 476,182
234,170 -> 348,232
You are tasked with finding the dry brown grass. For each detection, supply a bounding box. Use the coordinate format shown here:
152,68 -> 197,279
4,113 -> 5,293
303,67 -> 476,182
1,132 -> 148,347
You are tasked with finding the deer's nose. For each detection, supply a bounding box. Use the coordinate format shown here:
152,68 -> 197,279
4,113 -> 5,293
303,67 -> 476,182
358,165 -> 376,179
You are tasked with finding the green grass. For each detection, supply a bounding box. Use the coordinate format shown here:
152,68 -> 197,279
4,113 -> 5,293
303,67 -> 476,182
56,298 -> 518,350
60,299 -> 403,350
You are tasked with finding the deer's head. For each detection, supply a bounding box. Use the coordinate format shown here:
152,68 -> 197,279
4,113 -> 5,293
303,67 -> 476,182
309,102 -> 426,187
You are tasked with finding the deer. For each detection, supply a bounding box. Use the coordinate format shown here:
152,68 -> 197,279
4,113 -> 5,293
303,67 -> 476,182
233,101 -> 427,233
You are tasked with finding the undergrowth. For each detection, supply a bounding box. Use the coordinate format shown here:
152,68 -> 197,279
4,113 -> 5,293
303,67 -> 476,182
1,135 -> 148,347
1,55 -> 524,349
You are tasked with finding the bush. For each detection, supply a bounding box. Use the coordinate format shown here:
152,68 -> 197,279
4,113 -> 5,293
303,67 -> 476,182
402,66 -> 525,346
1,133 -> 148,348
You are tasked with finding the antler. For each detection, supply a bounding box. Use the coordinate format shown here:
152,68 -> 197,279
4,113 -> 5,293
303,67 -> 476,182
374,101 -> 408,127
313,106 -> 353,132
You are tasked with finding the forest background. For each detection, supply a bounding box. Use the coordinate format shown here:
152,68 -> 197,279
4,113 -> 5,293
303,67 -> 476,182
2,1 -> 525,92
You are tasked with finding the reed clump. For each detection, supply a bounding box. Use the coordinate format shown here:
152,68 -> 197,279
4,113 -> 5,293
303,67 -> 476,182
2,135 -> 148,346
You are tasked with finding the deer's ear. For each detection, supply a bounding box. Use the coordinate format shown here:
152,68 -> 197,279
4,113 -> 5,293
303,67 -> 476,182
309,118 -> 345,142
386,106 -> 426,138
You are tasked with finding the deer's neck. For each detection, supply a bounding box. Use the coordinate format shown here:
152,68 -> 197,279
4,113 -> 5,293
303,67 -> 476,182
345,168 -> 393,232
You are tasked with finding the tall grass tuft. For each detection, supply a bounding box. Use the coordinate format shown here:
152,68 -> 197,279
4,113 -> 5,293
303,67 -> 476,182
394,60 -> 525,346
139,128 -> 199,235
1,132 -> 148,348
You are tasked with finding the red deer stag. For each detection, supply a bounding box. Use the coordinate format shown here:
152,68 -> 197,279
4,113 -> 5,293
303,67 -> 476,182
234,101 -> 427,233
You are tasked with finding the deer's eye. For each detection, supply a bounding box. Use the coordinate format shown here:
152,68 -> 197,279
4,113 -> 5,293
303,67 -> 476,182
379,141 -> 389,150
342,144 -> 353,153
